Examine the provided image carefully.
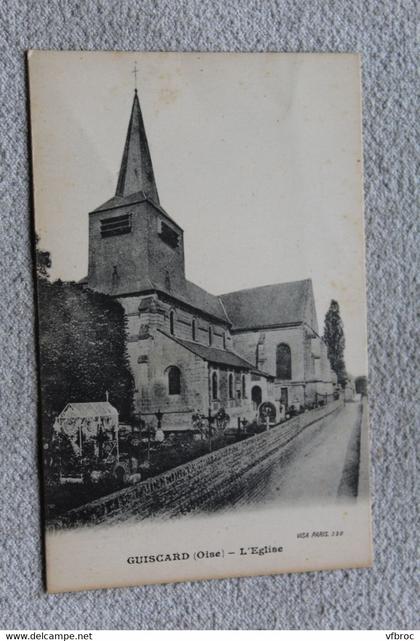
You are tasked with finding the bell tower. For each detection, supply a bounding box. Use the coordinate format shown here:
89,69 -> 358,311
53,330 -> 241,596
87,88 -> 186,297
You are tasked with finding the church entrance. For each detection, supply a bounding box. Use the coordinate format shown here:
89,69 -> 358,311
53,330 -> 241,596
280,387 -> 288,410
251,385 -> 262,409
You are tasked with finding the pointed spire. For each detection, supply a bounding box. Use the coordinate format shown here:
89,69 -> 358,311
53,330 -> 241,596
115,90 -> 160,203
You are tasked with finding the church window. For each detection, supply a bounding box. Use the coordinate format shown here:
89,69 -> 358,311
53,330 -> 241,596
211,371 -> 218,400
192,318 -> 197,341
167,366 -> 181,395
242,374 -> 246,398
276,343 -> 292,380
222,332 -> 226,349
158,220 -> 179,249
169,310 -> 175,335
228,373 -> 234,399
100,213 -> 132,238
208,325 -> 213,346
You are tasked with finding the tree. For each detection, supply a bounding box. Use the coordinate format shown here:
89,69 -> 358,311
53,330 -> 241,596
35,233 -> 52,281
355,375 -> 368,396
323,300 -> 347,386
37,278 -> 135,437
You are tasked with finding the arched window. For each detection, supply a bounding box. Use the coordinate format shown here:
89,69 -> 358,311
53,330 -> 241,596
192,318 -> 197,341
169,310 -> 175,336
276,343 -> 292,379
168,366 -> 181,395
211,371 -> 218,400
242,374 -> 246,398
208,325 -> 213,346
251,385 -> 262,407
228,373 -> 234,399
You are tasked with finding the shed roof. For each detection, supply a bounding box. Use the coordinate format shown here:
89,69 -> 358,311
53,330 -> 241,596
58,402 -> 118,418
159,329 -> 257,371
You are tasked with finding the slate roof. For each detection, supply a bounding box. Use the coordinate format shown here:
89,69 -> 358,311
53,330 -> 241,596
91,190 -> 148,213
184,280 -> 229,324
131,278 -> 229,323
90,191 -> 180,227
79,272 -> 229,323
158,330 -> 255,370
115,90 -> 160,203
220,279 -> 312,330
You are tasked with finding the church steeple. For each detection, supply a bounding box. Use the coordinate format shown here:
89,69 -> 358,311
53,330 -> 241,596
115,90 -> 160,204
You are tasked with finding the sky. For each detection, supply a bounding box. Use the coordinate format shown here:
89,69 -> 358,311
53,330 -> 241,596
29,51 -> 368,376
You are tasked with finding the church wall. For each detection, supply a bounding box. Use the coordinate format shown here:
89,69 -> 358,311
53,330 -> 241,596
126,328 -> 210,430
163,308 -> 230,351
236,325 -> 306,410
249,373 -> 276,410
149,331 -> 209,414
231,325 -> 332,409
119,293 -> 231,350
118,295 -> 250,429
135,295 -> 231,351
120,293 -> 336,425
232,325 -> 306,381
208,367 -> 254,423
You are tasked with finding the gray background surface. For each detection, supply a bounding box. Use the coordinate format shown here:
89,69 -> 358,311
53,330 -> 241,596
0,0 -> 417,630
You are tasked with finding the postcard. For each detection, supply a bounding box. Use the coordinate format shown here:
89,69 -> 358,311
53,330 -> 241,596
28,50 -> 372,592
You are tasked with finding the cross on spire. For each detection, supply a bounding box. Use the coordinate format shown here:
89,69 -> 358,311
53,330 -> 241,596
132,61 -> 138,92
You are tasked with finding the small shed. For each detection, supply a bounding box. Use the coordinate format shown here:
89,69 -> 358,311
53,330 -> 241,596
53,401 -> 119,457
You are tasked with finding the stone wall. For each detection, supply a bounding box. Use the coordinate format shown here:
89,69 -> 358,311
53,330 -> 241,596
56,399 -> 343,528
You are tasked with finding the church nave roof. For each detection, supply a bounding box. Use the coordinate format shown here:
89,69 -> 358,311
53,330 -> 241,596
220,279 -> 313,331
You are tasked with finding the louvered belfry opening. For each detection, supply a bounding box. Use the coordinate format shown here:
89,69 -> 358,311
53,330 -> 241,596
100,213 -> 132,238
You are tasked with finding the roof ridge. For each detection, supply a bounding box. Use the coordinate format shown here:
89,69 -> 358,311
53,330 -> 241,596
219,278 -> 311,298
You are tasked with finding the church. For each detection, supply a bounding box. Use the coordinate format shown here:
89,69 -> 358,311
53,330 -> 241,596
84,90 -> 337,430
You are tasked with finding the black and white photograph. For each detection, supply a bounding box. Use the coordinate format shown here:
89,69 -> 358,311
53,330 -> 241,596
29,51 -> 372,592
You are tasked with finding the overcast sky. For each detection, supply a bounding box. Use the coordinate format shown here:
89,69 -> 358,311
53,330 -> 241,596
29,51 -> 368,376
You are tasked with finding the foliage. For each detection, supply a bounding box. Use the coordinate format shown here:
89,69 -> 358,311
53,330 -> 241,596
35,233 -> 52,281
355,375 -> 368,396
37,278 -> 135,436
323,299 -> 347,386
